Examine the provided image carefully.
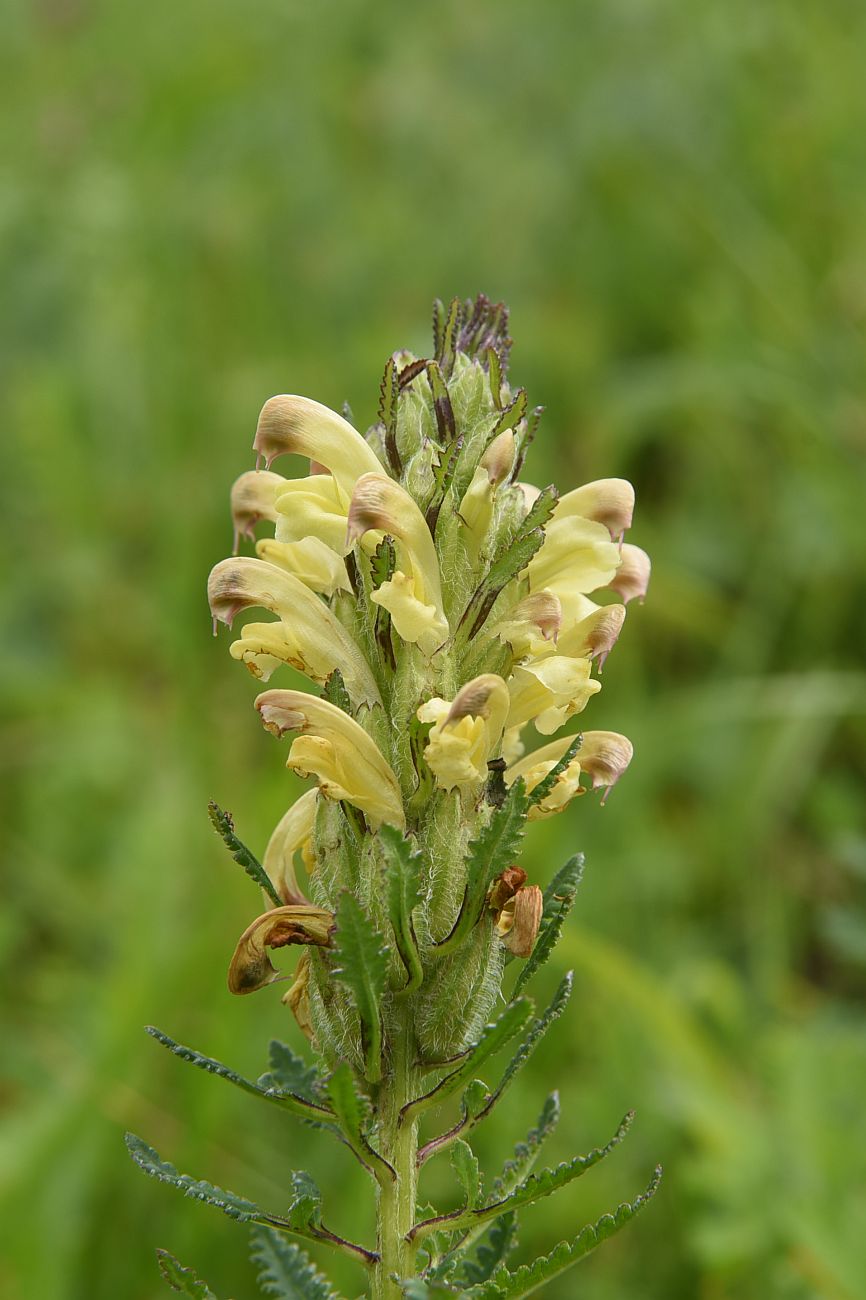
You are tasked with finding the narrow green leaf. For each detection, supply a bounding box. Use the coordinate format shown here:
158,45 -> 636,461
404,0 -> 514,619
207,802 -> 282,908
492,1094 -> 561,1201
516,482 -> 558,538
450,1139 -> 481,1209
326,1061 -> 394,1184
511,405 -> 544,481
511,856 -> 584,994
485,347 -> 503,410
402,999 -> 533,1122
126,1132 -> 271,1225
457,528 -> 545,642
145,1027 -> 332,1124
492,389 -> 527,436
482,974 -> 573,1120
440,296 -> 463,373
437,782 -> 529,954
380,824 -> 424,995
378,356 -> 402,477
411,1111 -> 636,1243
155,1249 -> 217,1298
250,1225 -> 338,1299
427,360 -> 457,443
258,1039 -> 321,1103
432,298 -> 446,357
524,737 -> 582,813
332,892 -> 388,1082
462,1166 -> 663,1298
425,434 -> 464,537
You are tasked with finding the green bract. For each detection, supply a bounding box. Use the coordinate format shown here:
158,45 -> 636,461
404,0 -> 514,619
132,296 -> 658,1298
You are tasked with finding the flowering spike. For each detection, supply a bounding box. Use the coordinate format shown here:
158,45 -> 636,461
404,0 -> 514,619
152,296 -> 655,1295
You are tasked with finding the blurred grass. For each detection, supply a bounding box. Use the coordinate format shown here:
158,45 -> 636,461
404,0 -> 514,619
1,1 -> 865,1297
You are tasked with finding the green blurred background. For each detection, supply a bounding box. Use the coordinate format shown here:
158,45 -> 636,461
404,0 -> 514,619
2,1 -> 865,1296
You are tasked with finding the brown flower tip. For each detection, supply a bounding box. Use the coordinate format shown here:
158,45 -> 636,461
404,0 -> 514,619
487,865 -> 528,914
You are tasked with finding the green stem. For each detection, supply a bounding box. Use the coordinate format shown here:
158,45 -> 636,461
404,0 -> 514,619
372,1006 -> 419,1299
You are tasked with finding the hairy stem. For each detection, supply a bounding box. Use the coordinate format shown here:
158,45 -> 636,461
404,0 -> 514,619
372,1005 -> 419,1299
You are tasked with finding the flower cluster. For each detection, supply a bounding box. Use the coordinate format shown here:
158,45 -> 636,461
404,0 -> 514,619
208,295 -> 648,1063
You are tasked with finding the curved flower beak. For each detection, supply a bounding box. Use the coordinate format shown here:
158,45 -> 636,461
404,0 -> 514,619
263,788 -> 319,904
227,904 -> 334,995
554,478 -> 635,540
231,469 -> 286,552
256,689 -> 405,829
208,557 -> 379,706
490,591 -> 562,657
506,656 -> 602,735
608,544 -> 651,604
253,395 -> 383,501
543,594 -> 626,669
506,729 -> 633,817
417,673 -> 509,791
346,473 -> 449,655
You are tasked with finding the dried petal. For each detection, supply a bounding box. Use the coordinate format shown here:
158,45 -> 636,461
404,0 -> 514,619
497,885 -> 543,957
228,904 -> 333,995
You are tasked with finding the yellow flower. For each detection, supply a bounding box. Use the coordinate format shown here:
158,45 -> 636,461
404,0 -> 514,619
273,473 -> 351,554
526,513 -> 622,598
255,537 -> 349,598
347,473 -> 449,654
506,656 -> 601,735
262,788 -> 318,904
208,556 -> 379,706
506,730 -> 634,818
253,395 -> 383,501
489,591 -> 562,658
609,544 -> 651,604
256,689 -> 405,828
418,674 -> 509,791
539,593 -> 626,670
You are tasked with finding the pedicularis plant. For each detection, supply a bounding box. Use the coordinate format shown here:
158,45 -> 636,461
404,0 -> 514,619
129,297 -> 659,1299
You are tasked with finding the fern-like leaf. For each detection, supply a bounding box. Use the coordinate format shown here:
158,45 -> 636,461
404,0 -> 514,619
380,824 -> 424,996
208,802 -> 282,908
155,1249 -> 218,1297
249,1225 -> 338,1299
257,1039 -> 321,1103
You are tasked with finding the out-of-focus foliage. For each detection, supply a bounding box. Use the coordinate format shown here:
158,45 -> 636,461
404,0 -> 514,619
1,1 -> 864,1297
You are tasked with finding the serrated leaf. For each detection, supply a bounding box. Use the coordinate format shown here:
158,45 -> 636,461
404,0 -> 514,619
511,855 -> 584,995
458,1212 -> 519,1287
403,999 -> 533,1122
525,738 -> 582,811
462,1166 -> 663,1298
411,1111 -> 636,1243
425,433 -> 464,537
450,1139 -> 481,1209
127,1132 -> 269,1225
208,802 -> 282,908
432,299 -> 446,357
156,1249 -> 218,1298
322,669 -> 352,715
492,389 -> 527,436
482,974 -> 574,1121
287,1171 -> 322,1232
379,357 -> 402,476
380,824 -> 424,995
258,1039 -> 321,1103
516,482 -> 558,539
511,406 -> 544,481
440,297 -> 463,373
250,1225 -> 338,1299
457,528 -> 545,642
400,1281 -> 459,1298
145,1027 -> 332,1124
427,360 -> 457,443
437,781 -> 529,954
491,1094 -> 560,1200
332,892 -> 388,1082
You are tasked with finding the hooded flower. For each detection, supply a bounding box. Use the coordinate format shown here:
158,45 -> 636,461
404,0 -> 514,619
506,656 -> 602,735
506,730 -> 634,818
417,673 -> 509,791
346,473 -> 449,654
208,556 -> 379,706
256,689 -> 405,828
253,395 -> 383,501
231,469 -> 286,551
